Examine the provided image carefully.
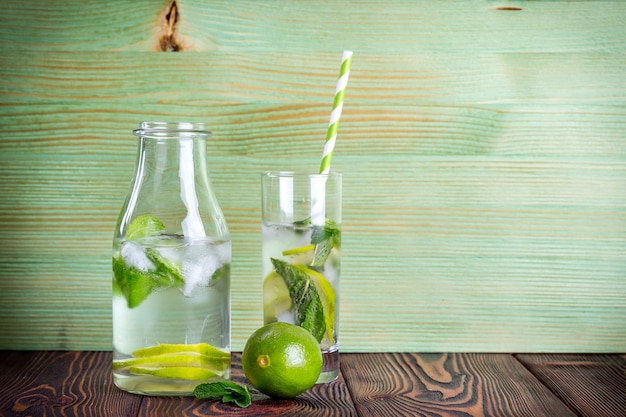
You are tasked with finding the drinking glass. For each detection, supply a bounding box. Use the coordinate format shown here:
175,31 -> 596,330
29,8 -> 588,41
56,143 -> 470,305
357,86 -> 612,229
261,171 -> 341,383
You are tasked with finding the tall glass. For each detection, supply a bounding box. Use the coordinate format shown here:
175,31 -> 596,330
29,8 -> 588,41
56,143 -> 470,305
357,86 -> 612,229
261,171 -> 342,383
112,122 -> 231,395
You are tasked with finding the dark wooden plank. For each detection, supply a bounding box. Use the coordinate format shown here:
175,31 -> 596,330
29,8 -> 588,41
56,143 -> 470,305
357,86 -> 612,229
0,350 -> 141,417
516,353 -> 626,417
341,353 -> 577,417
137,352 -> 358,416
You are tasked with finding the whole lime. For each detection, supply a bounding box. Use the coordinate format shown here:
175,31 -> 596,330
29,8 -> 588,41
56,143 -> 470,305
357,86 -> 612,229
241,322 -> 323,398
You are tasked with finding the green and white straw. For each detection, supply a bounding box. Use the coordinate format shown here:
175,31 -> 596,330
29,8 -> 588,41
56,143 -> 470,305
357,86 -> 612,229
319,50 -> 353,175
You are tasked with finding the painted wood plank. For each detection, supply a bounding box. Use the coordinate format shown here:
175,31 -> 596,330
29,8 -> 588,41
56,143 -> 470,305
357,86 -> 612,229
2,51 -> 625,108
0,0 -> 625,352
341,353 -> 577,416
1,1 -> 625,53
1,153 -> 624,350
516,354 -> 626,417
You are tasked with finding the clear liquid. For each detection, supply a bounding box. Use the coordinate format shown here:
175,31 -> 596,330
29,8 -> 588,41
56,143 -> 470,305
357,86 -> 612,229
112,236 -> 231,395
262,223 -> 340,383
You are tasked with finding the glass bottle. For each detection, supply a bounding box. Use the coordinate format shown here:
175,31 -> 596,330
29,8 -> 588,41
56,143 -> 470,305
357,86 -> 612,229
112,122 -> 231,396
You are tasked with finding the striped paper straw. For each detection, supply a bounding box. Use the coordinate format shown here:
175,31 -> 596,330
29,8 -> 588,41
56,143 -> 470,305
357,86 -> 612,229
319,50 -> 353,175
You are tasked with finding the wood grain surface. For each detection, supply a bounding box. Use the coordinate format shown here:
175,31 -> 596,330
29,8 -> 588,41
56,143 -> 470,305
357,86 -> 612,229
2,351 -> 624,417
517,353 -> 626,417
341,353 -> 578,417
0,351 -> 142,416
0,0 -> 625,352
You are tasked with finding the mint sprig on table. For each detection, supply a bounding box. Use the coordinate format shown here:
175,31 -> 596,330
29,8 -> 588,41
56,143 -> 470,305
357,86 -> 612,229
194,381 -> 251,408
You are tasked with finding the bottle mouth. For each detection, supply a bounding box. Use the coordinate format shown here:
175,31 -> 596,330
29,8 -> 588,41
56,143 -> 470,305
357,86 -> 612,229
133,122 -> 212,139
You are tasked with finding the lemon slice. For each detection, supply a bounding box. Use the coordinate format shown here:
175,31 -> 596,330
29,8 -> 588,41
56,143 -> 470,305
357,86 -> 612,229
263,271 -> 292,321
282,245 -> 315,256
112,352 -> 229,372
132,343 -> 229,359
294,265 -> 336,345
129,365 -> 220,381
281,245 -> 315,265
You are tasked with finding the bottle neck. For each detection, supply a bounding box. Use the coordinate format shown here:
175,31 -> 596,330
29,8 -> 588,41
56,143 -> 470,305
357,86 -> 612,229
116,122 -> 227,241
139,136 -> 208,177
138,137 -> 212,239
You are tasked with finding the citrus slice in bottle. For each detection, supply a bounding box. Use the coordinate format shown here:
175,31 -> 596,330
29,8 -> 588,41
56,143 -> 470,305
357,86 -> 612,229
112,352 -> 229,372
129,365 -> 220,381
132,343 -> 229,359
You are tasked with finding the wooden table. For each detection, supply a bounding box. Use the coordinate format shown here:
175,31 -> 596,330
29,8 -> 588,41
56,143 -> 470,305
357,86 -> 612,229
1,351 -> 624,416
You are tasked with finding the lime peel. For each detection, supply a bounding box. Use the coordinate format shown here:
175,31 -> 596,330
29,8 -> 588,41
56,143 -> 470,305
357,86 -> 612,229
257,355 -> 271,369
241,322 -> 322,398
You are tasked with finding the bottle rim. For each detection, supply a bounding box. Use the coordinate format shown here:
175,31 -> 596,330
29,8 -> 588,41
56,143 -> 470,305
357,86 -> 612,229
133,121 -> 212,139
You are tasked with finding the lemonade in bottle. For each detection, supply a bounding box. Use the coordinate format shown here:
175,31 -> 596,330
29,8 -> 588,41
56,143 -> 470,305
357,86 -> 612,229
112,122 -> 231,395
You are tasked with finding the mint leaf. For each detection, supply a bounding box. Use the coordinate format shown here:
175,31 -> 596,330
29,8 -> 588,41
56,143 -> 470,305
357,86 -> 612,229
310,220 -> 341,246
293,216 -> 311,227
271,258 -> 326,342
127,215 -> 165,240
310,220 -> 341,266
211,263 -> 230,282
113,246 -> 185,309
145,248 -> 184,287
311,238 -> 333,267
112,255 -> 162,308
194,381 -> 251,408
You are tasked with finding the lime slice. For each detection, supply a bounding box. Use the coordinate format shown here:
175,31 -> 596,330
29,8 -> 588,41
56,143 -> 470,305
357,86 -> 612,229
282,245 -> 315,256
129,365 -> 220,381
113,352 -> 229,372
127,215 -> 165,240
294,265 -> 336,345
263,271 -> 292,321
281,245 -> 315,266
132,343 -> 230,359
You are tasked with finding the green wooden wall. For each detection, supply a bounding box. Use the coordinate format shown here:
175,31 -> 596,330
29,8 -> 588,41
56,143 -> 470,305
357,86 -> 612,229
1,0 -> 625,352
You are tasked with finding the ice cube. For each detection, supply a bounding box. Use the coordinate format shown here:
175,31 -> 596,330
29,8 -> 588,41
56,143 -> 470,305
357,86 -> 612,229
121,241 -> 154,272
155,246 -> 180,264
181,243 -> 218,297
215,240 -> 231,264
